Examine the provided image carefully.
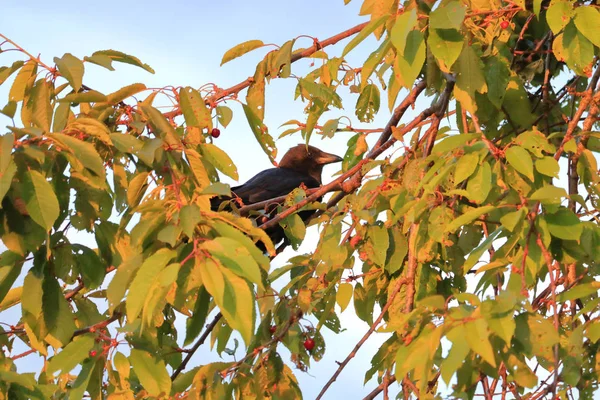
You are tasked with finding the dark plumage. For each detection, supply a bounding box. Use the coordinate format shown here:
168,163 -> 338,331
211,144 -> 343,249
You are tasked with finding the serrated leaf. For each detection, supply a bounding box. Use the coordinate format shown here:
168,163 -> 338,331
140,104 -> 179,146
9,60 -> 37,102
129,349 -> 171,396
506,146 -> 534,180
126,249 -> 176,321
199,258 -> 254,344
445,205 -> 496,233
390,9 -> 417,55
216,106 -> 233,128
47,335 -> 95,375
22,170 -> 60,230
88,50 -> 154,73
200,237 -> 263,289
466,161 -> 491,204
221,40 -> 265,65
51,133 -> 105,177
54,53 -> 84,92
0,61 -> 25,86
355,84 -> 380,123
200,143 -> 238,181
454,153 -> 479,184
429,0 -> 466,30
547,0 -> 573,34
30,79 -> 52,132
465,319 -> 496,367
535,156 -> 560,177
336,283 -> 353,312
104,83 -> 146,105
180,87 -> 212,131
574,6 -> 600,47
342,15 -> 389,57
530,185 -> 567,201
545,209 -> 582,240
428,28 -> 463,72
242,104 -> 277,163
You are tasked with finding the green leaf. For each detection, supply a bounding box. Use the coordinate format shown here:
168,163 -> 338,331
179,87 -> 212,131
30,79 -> 52,132
557,282 -> 599,302
506,146 -> 534,180
280,213 -> 306,251
221,40 -> 265,65
485,56 -> 510,108
586,322 -> 600,343
556,21 -> 595,76
51,133 -> 105,177
72,244 -> 106,290
129,349 -> 172,397
104,83 -> 146,105
0,371 -> 35,390
242,104 -> 277,163
140,104 -> 179,146
428,28 -> 463,72
466,161 -> 491,204
454,153 -> 479,184
216,106 -> 233,128
0,160 -> 15,206
336,283 -> 353,312
535,156 -> 560,177
394,30 -> 426,88
445,205 -> 496,233
47,335 -> 95,375
441,327 -> 470,384
54,53 -> 84,92
355,84 -> 380,123
545,208 -> 582,240
431,133 -> 478,155
530,185 -> 567,202
126,249 -> 176,321
68,359 -> 95,400
500,209 -> 525,232
200,143 -> 238,181
429,0 -> 466,30
200,237 -> 263,289
180,204 -> 202,238
390,9 -> 417,55
199,258 -> 254,344
464,227 -> 504,273
455,43 -> 487,112
9,60 -> 37,102
22,170 -> 60,230
184,287 -> 210,346
107,255 -> 143,312
87,50 -> 154,73
342,15 -> 389,57
574,6 -> 600,47
465,319 -> 496,367
547,0 -> 573,34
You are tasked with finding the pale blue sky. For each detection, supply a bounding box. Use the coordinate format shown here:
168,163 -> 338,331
0,1 -> 422,398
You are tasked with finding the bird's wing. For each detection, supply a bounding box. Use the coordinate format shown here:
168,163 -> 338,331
231,168 -> 320,205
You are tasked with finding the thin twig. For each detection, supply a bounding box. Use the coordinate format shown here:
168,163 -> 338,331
315,278 -> 407,400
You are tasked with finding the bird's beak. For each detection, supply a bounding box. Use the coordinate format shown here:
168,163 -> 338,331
316,151 -> 343,165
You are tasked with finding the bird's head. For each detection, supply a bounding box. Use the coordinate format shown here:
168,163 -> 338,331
279,144 -> 343,183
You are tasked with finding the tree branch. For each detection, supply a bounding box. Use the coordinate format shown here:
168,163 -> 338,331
170,312 -> 223,381
315,278 -> 407,400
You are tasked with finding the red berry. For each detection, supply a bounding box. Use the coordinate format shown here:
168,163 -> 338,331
111,339 -> 118,347
500,20 -> 509,29
211,128 -> 221,138
89,350 -> 97,357
303,338 -> 315,351
269,325 -> 277,334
